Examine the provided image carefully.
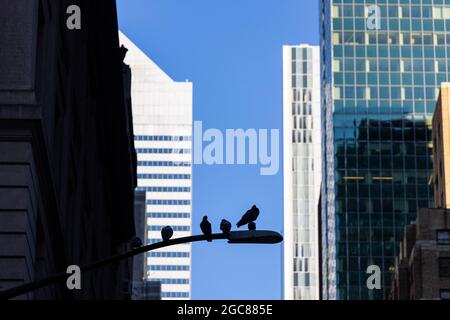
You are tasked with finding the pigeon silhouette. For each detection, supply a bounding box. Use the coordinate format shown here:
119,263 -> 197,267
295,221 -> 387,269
200,216 -> 212,242
248,222 -> 256,231
161,226 -> 173,242
220,219 -> 232,234
236,205 -> 260,228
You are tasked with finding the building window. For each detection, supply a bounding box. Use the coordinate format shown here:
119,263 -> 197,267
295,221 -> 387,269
146,212 -> 190,219
161,292 -> 190,298
137,186 -> 191,192
433,7 -> 443,19
152,278 -> 190,285
440,290 -> 450,300
333,87 -> 341,100
333,33 -> 341,44
434,7 -> 450,19
137,161 -> 191,167
149,265 -> 190,271
332,5 -> 340,18
134,135 -> 192,141
333,60 -> 341,72
135,148 -> 191,154
148,225 -> 191,232
137,174 -> 191,180
439,258 -> 450,277
148,252 -> 190,258
146,199 -> 191,206
437,230 -> 450,245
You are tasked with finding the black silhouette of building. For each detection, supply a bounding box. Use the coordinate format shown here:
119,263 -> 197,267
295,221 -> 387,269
0,0 -> 137,299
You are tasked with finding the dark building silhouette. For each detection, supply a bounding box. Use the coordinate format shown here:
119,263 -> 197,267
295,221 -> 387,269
0,0 -> 137,299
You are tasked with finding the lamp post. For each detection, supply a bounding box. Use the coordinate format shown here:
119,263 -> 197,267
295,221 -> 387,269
0,230 -> 283,300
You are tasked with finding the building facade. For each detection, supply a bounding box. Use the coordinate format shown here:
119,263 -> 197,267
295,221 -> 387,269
0,0 -> 137,299
389,208 -> 450,300
283,45 -> 322,300
390,83 -> 450,300
119,32 -> 193,300
320,0 -> 445,299
433,83 -> 450,209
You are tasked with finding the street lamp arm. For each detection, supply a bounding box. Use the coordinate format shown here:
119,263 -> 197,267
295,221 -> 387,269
0,230 -> 282,300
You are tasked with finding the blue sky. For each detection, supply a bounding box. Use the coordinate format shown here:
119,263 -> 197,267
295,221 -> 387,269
117,0 -> 320,300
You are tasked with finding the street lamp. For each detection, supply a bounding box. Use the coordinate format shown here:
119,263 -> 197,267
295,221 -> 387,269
228,230 -> 283,244
0,230 -> 283,300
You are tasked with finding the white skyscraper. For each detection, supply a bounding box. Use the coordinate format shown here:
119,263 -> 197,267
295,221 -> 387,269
283,45 -> 321,300
120,32 -> 193,300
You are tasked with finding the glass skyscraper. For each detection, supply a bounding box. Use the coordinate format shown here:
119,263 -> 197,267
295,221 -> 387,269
120,32 -> 193,300
320,0 -> 450,299
283,45 -> 322,300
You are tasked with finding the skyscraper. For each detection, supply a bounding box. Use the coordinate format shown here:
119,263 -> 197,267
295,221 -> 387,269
120,32 -> 193,300
283,45 -> 322,300
321,0 -> 445,299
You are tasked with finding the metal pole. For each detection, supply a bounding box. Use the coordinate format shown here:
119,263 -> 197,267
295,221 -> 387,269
0,233 -> 229,300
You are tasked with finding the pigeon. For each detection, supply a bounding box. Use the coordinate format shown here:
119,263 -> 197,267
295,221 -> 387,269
200,216 -> 212,242
161,226 -> 173,242
236,205 -> 260,228
248,222 -> 256,231
220,219 -> 232,234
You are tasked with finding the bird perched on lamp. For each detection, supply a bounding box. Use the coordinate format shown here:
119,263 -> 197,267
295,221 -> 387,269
236,205 -> 260,228
200,216 -> 212,242
220,219 -> 232,234
161,226 -> 173,242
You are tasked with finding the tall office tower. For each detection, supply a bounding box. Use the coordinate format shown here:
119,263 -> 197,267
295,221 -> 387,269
119,32 -> 193,300
283,45 -> 322,300
320,1 -> 447,299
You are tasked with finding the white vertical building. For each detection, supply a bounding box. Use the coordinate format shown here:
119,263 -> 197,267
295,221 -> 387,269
120,32 -> 193,300
283,45 -> 321,300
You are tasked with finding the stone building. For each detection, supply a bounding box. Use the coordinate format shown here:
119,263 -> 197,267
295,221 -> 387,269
0,0 -> 137,299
